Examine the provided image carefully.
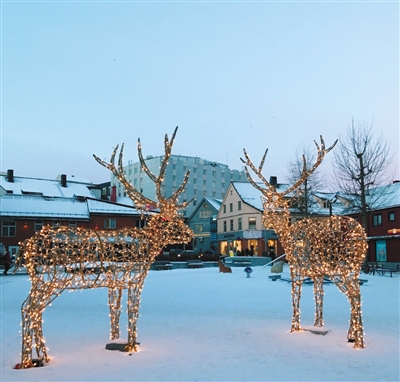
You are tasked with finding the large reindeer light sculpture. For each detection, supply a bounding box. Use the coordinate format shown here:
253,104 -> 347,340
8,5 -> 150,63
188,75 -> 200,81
241,137 -> 367,349
15,127 -> 193,369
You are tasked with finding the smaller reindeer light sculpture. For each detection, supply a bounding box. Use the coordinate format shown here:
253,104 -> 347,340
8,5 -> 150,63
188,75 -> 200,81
241,137 -> 367,348
15,127 -> 193,369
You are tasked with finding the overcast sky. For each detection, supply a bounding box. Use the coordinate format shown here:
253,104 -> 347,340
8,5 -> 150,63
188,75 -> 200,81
1,1 -> 398,186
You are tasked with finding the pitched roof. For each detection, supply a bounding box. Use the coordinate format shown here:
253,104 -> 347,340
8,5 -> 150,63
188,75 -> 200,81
187,196 -> 222,220
0,194 -> 141,219
231,181 -> 291,211
0,174 -> 95,198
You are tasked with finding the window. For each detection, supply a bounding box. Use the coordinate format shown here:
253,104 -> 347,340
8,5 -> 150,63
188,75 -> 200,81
203,169 -> 207,175
193,168 -> 197,174
230,219 -> 234,231
200,210 -> 212,219
238,218 -> 242,231
238,201 -> 242,211
229,203 -> 233,212
223,204 -> 226,213
104,219 -> 116,229
212,171 -> 216,177
193,178 -> 197,184
372,214 -> 382,226
34,221 -> 43,231
194,224 -> 203,234
2,221 -> 16,237
68,221 -> 77,227
388,211 -> 395,221
223,221 -> 227,232
248,217 -> 257,230
203,180 -> 207,186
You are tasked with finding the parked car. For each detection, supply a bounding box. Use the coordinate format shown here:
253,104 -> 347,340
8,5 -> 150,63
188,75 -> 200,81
169,248 -> 184,261
181,250 -> 200,261
199,249 -> 220,262
169,249 -> 200,261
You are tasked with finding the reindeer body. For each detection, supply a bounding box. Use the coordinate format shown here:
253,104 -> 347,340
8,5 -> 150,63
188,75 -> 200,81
242,136 -> 367,348
264,208 -> 366,347
16,127 -> 193,369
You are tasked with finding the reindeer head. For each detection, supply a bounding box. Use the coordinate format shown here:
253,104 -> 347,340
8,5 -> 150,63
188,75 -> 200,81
241,136 -> 337,232
93,126 -> 193,246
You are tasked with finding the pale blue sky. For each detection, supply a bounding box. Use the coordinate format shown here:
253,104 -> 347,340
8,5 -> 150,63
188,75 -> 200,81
1,1 -> 399,185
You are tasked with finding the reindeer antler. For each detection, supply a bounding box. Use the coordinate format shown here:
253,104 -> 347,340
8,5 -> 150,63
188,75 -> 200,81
94,126 -> 192,211
281,136 -> 337,196
137,126 -> 192,210
94,144 -> 156,209
241,136 -> 338,196
240,148 -> 271,194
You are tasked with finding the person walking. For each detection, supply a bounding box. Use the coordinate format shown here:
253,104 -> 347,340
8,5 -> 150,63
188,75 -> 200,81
3,250 -> 11,275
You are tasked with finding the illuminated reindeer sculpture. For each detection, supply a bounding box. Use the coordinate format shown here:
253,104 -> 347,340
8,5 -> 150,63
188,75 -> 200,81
241,137 -> 367,348
16,127 -> 193,368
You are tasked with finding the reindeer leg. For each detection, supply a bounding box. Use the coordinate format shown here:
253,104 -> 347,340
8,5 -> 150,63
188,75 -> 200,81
290,269 -> 303,332
20,283 -> 56,368
125,282 -> 142,352
332,276 -> 364,349
21,295 -> 35,368
108,287 -> 123,340
313,277 -> 324,327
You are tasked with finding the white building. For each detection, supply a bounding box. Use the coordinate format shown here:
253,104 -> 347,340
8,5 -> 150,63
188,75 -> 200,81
111,155 -> 247,217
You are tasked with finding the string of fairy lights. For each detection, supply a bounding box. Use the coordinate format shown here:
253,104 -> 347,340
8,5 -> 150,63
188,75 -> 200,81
16,127 -> 193,369
241,136 -> 367,349
15,130 -> 368,370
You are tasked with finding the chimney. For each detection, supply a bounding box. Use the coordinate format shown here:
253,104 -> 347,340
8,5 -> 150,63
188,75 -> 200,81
110,185 -> 117,203
61,174 -> 67,188
269,176 -> 277,186
6,169 -> 14,183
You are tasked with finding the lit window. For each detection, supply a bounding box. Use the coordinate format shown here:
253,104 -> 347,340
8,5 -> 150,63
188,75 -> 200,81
195,224 -> 203,234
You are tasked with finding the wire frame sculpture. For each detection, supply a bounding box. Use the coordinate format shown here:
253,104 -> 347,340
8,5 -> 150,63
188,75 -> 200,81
241,136 -> 367,349
15,127 -> 193,369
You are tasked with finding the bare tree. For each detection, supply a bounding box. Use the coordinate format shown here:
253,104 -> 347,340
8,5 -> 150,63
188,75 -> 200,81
285,143 -> 329,217
332,118 -> 393,233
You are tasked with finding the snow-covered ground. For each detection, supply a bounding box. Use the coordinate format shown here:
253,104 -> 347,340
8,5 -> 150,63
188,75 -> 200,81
1,264 -> 399,381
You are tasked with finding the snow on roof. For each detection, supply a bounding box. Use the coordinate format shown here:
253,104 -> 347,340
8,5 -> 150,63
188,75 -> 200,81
204,197 -> 222,211
232,181 -> 263,210
337,182 -> 400,214
0,175 -> 95,198
87,199 -> 140,215
232,181 -> 291,210
115,196 -> 135,207
0,195 -> 89,219
369,182 -> 400,209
